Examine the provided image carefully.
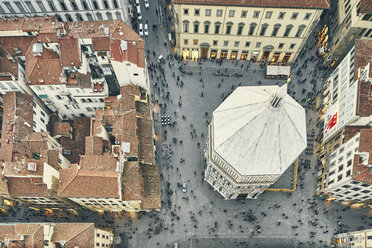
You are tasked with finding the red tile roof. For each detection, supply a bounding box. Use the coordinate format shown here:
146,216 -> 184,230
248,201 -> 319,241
141,164 -> 161,209
79,154 -> 117,171
354,38 -> 372,81
352,129 -> 372,185
172,0 -> 329,9
0,92 -> 33,163
0,224 -> 44,247
57,164 -> 120,198
360,0 -> 372,14
92,36 -> 111,51
52,122 -> 72,137
58,117 -> 91,164
59,36 -> 81,66
122,161 -> 143,201
51,223 -> 95,247
7,177 -> 52,197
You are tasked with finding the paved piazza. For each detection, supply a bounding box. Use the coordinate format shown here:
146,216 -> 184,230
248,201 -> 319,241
0,1 -> 370,247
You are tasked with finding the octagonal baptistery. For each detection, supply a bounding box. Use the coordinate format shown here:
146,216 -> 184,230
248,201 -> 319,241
204,84 -> 307,200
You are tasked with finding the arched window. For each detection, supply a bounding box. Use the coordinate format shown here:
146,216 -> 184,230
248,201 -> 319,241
248,22 -> 257,36
106,12 -> 113,20
259,23 -> 269,36
86,13 -> 93,21
115,11 -> 121,20
284,24 -> 294,37
65,14 -> 73,22
295,24 -> 306,37
237,22 -> 245,35
96,12 -> 103,20
76,13 -> 83,21
55,14 -> 62,22
271,23 -> 281,37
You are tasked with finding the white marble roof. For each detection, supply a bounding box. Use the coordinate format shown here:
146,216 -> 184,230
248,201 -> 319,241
212,85 -> 307,176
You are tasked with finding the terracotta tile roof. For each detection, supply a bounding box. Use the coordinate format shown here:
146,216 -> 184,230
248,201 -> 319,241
92,36 -> 111,51
355,79 -> 372,117
0,56 -> 18,76
79,154 -> 117,171
21,17 -> 56,32
343,126 -> 369,143
7,177 -> 52,197
110,39 -> 145,68
354,38 -> 372,81
3,160 -> 44,177
58,164 -> 119,198
172,0 -> 330,9
58,117 -> 91,164
141,164 -> 161,209
0,18 -> 25,32
47,150 -> 60,170
122,161 -> 143,201
20,132 -> 49,154
0,224 -> 44,247
352,129 -> 372,185
0,36 -> 35,57
84,136 -> 104,155
94,109 -> 139,157
0,92 -> 33,163
52,122 -> 72,137
51,223 -> 95,247
25,42 -> 62,85
59,36 -> 81,67
136,102 -> 155,164
360,0 -> 372,14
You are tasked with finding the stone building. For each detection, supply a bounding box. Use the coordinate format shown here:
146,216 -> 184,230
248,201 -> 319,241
204,84 -> 307,200
322,0 -> 372,67
320,127 -> 372,207
331,228 -> 372,248
0,222 -> 114,247
0,0 -> 128,23
172,0 -> 329,63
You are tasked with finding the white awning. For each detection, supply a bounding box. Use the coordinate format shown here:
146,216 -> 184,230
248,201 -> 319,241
266,65 -> 291,76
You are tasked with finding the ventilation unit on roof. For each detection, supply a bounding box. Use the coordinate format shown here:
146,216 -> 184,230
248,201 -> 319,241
11,16 -> 18,22
103,27 -> 109,36
86,27 -> 94,34
120,40 -> 127,51
27,162 -> 37,171
32,43 -> 43,56
13,47 -> 21,54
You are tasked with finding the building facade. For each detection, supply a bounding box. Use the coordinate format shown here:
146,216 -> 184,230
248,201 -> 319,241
172,0 -> 329,63
0,0 -> 128,23
321,38 -> 372,143
316,38 -> 372,203
204,85 -> 307,200
322,0 -> 372,67
331,228 -> 372,248
321,128 -> 372,206
0,222 -> 114,247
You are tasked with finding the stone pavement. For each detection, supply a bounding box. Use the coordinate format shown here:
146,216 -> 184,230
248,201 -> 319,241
109,13 -> 371,246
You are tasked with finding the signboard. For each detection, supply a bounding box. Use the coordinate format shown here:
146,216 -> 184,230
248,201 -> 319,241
324,105 -> 338,137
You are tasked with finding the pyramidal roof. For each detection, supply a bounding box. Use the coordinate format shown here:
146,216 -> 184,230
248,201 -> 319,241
212,85 -> 307,176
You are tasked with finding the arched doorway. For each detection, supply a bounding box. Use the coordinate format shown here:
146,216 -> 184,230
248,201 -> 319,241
262,45 -> 274,61
200,42 -> 210,59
